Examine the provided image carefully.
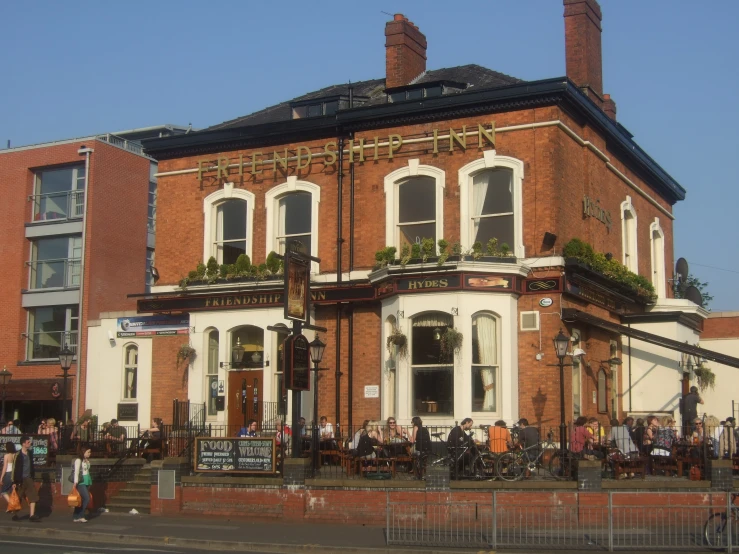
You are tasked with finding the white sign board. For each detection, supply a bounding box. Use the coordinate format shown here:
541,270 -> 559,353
364,385 -> 379,398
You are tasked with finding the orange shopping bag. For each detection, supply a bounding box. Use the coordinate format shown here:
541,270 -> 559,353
67,486 -> 81,508
7,487 -> 21,512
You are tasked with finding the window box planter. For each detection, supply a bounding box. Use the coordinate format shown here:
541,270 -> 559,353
463,255 -> 517,264
565,258 -> 655,304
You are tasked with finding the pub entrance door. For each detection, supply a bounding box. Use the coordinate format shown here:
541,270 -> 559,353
227,370 -> 264,432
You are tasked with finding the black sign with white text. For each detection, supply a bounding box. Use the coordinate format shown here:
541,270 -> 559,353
194,437 -> 275,474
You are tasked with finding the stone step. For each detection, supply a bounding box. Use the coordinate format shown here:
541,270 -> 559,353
116,488 -> 151,499
124,481 -> 151,490
107,503 -> 151,515
106,498 -> 151,512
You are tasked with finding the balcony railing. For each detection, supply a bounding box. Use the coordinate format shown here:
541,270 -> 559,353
27,258 -> 81,290
29,190 -> 84,222
96,134 -> 145,156
26,330 -> 78,361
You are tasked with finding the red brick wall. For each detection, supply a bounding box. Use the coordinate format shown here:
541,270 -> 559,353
151,336 -> 189,424
702,315 -> 739,339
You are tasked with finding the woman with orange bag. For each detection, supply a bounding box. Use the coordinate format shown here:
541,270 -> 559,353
1,442 -> 16,506
72,448 -> 92,523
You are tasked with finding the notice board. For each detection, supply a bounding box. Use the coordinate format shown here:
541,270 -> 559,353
4,435 -> 49,467
193,437 -> 276,474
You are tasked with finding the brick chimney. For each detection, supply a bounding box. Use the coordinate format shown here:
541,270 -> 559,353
564,0 -> 604,106
603,93 -> 617,120
385,14 -> 427,89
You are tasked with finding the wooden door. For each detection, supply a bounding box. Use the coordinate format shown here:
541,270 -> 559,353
227,370 -> 264,432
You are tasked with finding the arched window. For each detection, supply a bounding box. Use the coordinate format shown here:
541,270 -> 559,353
411,312 -> 453,416
459,154 -> 524,257
472,312 -> 499,413
206,330 -> 219,417
231,325 -> 264,369
203,185 -> 255,266
650,218 -> 666,298
621,197 -> 638,273
597,369 -> 607,414
123,344 -> 138,400
265,178 -> 321,271
384,161 -> 445,249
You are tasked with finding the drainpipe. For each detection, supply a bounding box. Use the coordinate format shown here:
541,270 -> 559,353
347,308 -> 354,431
75,145 -> 93,420
335,137 -> 344,431
627,326 -> 632,412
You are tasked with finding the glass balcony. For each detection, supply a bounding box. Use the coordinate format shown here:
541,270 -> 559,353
30,190 -> 84,222
27,258 -> 81,289
26,330 -> 78,361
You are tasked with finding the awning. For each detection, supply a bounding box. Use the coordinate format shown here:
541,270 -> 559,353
561,308 -> 739,369
2,379 -> 73,402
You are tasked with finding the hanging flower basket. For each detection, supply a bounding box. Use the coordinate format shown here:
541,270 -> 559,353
440,327 -> 463,360
694,363 -> 715,392
386,328 -> 408,360
177,344 -> 196,364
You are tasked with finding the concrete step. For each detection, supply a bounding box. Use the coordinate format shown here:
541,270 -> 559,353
107,504 -> 151,515
124,481 -> 151,491
106,498 -> 151,513
116,488 -> 151,499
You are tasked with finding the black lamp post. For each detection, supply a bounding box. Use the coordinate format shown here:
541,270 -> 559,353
553,329 -> 570,472
59,346 -> 74,423
0,366 -> 12,424
309,336 -> 326,473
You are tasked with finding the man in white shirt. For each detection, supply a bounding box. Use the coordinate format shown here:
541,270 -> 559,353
318,416 -> 334,439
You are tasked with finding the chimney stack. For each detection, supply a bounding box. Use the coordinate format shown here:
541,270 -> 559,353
603,94 -> 617,120
385,14 -> 427,89
564,0 -> 604,106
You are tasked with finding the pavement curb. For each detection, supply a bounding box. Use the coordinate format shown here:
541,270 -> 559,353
0,524 -> 487,554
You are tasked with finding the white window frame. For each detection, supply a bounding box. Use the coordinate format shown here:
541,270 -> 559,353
205,329 -> 219,420
650,218 -> 666,298
621,196 -> 638,273
384,160 -> 445,248
458,152 -> 525,258
471,311 -> 501,416
265,176 -> 321,273
122,343 -> 138,401
203,183 -> 255,265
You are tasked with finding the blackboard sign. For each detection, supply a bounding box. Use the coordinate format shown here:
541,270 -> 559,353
4,435 -> 49,467
284,334 -> 310,392
194,437 -> 275,474
117,403 -> 138,421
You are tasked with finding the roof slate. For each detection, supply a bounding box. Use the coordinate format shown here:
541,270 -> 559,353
206,64 -> 522,131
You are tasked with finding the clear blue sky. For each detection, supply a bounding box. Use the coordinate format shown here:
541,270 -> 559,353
2,1 -> 737,311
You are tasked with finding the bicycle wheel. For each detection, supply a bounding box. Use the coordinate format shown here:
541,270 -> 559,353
704,513 -> 728,548
496,452 -> 526,481
549,451 -> 575,481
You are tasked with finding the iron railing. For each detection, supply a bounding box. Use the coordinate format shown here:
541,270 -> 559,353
96,134 -> 145,155
27,258 -> 81,290
387,491 -> 739,551
29,189 -> 84,222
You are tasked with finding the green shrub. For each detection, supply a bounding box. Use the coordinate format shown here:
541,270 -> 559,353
266,251 -> 281,274
235,254 -> 251,274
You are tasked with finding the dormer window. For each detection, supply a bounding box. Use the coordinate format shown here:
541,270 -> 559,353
291,95 -> 363,119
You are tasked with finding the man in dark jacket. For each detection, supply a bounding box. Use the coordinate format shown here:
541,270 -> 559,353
12,436 -> 40,522
447,418 -> 475,477
682,386 -> 704,434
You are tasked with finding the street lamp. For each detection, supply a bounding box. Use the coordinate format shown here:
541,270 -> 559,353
232,338 -> 245,368
0,366 -> 12,424
553,329 -> 570,474
59,346 -> 74,423
309,336 -> 326,473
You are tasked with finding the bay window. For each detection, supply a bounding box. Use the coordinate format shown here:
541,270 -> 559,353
471,312 -> 499,413
411,313 -> 453,416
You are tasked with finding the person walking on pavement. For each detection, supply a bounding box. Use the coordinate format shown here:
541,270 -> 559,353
72,448 -> 93,523
1,442 -> 16,505
682,386 -> 704,435
12,436 -> 40,522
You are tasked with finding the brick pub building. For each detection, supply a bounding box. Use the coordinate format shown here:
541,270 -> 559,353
124,0 -> 738,440
0,125 -> 185,426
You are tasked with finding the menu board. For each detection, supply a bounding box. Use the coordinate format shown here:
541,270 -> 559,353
194,437 -> 275,474
4,435 -> 49,467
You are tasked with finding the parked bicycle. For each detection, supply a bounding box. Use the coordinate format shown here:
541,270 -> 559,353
425,432 -> 494,480
496,429 -> 575,481
704,493 -> 739,548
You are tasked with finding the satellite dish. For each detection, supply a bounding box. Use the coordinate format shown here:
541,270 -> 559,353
684,285 -> 703,307
675,258 -> 689,283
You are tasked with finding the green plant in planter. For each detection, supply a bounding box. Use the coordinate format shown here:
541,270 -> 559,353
472,241 -> 483,260
235,254 -> 251,276
177,344 -> 196,364
451,241 -> 462,256
694,363 -> 716,392
386,327 -> 408,360
195,261 -> 206,280
187,270 -> 199,280
206,256 -> 219,280
486,238 -> 499,256
439,327 -> 463,360
411,242 -> 421,260
374,246 -> 397,269
500,243 -> 511,257
437,239 -> 449,266
400,244 -> 411,268
219,264 -> 229,279
266,251 -> 282,274
421,238 -> 436,262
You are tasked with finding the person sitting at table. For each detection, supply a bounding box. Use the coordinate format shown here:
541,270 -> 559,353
570,416 -> 602,460
719,417 -> 736,459
651,416 -> 677,462
318,416 -> 334,439
1,420 -> 21,435
105,419 -> 127,453
355,422 -> 376,461
609,418 -> 639,458
488,420 -> 512,454
349,420 -> 370,451
386,417 -> 407,442
238,419 -> 258,437
586,417 -> 605,447
275,420 -> 291,453
411,417 -> 432,456
447,418 -> 476,476
42,418 -> 59,452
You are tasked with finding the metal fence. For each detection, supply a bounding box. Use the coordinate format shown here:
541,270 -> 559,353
387,491 -> 739,551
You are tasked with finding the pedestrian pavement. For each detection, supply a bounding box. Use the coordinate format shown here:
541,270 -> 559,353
0,510 -> 474,554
